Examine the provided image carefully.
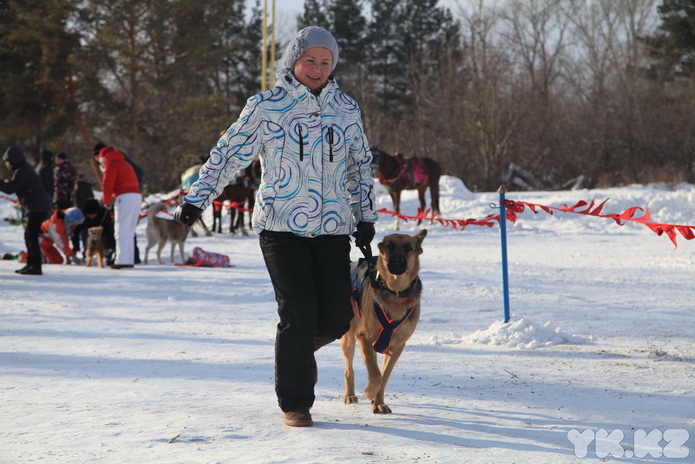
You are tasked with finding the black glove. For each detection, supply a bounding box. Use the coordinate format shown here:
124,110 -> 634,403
174,203 -> 203,227
352,221 -> 375,247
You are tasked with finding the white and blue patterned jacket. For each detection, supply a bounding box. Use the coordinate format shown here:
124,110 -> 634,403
184,70 -> 377,237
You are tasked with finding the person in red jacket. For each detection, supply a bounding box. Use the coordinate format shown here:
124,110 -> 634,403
40,207 -> 84,264
98,146 -> 142,269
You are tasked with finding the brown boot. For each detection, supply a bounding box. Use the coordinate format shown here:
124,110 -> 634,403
283,408 -> 313,427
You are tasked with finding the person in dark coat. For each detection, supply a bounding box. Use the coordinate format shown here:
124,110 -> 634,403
0,146 -> 53,275
37,149 -> 55,198
72,198 -> 115,264
53,152 -> 77,209
72,173 -> 95,210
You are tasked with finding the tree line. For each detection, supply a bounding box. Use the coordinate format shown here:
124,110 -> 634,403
1,0 -> 693,193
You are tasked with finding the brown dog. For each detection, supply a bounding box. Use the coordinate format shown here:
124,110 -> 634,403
85,226 -> 105,268
341,229 -> 427,414
144,202 -> 189,265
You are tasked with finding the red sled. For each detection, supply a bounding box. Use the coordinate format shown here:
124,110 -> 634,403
181,247 -> 233,268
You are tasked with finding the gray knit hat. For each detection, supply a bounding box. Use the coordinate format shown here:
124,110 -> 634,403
283,26 -> 339,72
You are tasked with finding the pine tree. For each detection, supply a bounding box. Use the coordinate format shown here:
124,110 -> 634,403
325,0 -> 367,94
297,0 -> 329,30
365,0 -> 460,123
236,2 -> 263,98
70,0 -> 254,189
367,0 -> 407,119
401,0 -> 460,70
0,0 -> 81,157
651,0 -> 695,77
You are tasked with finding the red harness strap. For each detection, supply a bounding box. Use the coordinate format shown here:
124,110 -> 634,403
372,300 -> 415,353
378,153 -> 406,187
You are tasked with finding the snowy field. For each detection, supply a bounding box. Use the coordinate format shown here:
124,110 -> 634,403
1,177 -> 693,464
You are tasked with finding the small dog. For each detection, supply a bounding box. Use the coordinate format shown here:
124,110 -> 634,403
341,229 -> 427,414
85,226 -> 105,268
144,202 -> 189,265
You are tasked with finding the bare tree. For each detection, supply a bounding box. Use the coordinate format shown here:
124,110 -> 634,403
610,0 -> 661,183
455,1 -> 525,190
561,0 -> 661,185
503,0 -> 570,100
499,0 -> 572,185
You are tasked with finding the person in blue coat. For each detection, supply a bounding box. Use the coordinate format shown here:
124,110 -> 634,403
175,27 -> 377,427
1,146 -> 53,275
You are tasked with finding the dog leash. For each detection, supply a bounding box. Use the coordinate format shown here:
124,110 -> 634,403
358,243 -> 379,289
96,201 -> 114,227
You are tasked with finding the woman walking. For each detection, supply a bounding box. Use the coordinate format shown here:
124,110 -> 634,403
175,27 -> 377,426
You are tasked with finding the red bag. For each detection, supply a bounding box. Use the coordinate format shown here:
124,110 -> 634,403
184,247 -> 232,268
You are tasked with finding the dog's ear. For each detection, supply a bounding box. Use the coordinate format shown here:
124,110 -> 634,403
413,229 -> 427,254
377,240 -> 385,254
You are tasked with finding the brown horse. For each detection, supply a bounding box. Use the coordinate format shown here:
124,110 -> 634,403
372,147 -> 441,229
212,158 -> 261,235
212,184 -> 255,235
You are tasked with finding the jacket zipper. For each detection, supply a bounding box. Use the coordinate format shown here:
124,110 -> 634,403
328,127 -> 334,162
367,185 -> 373,210
298,126 -> 304,161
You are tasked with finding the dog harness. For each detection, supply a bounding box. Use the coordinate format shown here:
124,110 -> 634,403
351,257 -> 418,353
377,153 -> 430,190
372,301 -> 415,353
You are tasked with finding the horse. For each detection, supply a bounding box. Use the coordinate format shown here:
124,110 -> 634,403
372,147 -> 441,230
212,183 -> 254,235
212,158 -> 261,235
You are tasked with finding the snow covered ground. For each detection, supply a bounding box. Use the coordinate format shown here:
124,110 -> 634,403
1,177 -> 693,464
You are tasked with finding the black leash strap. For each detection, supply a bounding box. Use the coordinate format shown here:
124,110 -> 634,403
358,243 -> 379,289
98,207 -> 107,227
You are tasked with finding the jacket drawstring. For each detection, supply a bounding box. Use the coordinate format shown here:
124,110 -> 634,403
298,126 -> 304,161
328,127 -> 334,162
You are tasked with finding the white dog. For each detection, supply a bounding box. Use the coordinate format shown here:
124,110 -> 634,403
144,202 -> 189,264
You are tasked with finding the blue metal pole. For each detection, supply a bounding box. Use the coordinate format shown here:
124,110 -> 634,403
498,186 -> 511,323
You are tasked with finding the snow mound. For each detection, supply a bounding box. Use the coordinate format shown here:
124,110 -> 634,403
439,175 -> 474,199
463,317 -> 592,349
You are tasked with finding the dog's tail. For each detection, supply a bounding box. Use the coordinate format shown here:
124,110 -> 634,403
147,202 -> 169,219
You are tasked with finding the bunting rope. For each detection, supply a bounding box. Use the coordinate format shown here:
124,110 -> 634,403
0,194 -> 19,204
213,200 -> 254,214
164,190 -> 187,207
502,199 -> 695,248
378,196 -> 695,248
137,195 -> 254,221
377,208 -> 500,231
3,189 -> 691,246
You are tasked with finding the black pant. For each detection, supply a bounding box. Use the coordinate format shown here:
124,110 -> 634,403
25,212 -> 47,269
260,231 -> 354,412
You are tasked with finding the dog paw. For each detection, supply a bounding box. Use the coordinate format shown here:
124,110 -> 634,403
344,395 -> 359,404
371,403 -> 392,414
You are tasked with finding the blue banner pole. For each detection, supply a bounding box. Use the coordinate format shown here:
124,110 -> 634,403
498,185 -> 511,323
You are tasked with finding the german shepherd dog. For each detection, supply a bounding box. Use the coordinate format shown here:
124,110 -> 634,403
144,202 -> 189,264
341,229 -> 427,413
85,226 -> 105,268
